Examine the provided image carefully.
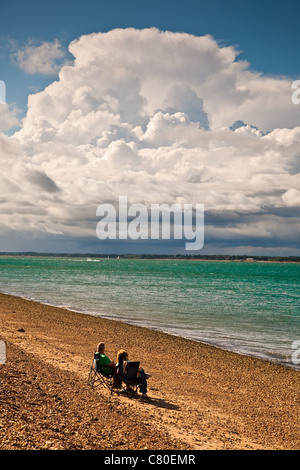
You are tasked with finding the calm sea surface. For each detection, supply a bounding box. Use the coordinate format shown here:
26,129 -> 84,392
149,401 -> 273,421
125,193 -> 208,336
0,256 -> 299,369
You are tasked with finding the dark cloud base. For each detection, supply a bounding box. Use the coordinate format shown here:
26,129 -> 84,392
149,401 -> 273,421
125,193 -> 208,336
1,232 -> 299,257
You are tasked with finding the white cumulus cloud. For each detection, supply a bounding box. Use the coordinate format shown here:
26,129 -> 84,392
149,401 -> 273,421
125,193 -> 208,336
13,39 -> 66,75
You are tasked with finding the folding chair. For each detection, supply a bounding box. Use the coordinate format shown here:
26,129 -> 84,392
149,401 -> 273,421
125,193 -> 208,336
87,352 -> 114,394
117,361 -> 141,397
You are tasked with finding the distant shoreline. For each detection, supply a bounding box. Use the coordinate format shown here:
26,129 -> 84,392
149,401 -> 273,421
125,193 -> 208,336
1,252 -> 300,263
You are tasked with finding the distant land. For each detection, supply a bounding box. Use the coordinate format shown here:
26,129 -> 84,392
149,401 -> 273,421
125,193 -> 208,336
0,252 -> 300,263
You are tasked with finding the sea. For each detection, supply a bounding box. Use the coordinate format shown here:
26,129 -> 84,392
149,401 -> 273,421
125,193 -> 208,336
0,255 -> 299,369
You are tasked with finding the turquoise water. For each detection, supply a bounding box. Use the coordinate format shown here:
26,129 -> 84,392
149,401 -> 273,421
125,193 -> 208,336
0,256 -> 299,369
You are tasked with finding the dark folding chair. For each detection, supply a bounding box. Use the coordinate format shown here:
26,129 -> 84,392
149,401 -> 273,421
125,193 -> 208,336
117,361 -> 141,397
87,352 -> 115,394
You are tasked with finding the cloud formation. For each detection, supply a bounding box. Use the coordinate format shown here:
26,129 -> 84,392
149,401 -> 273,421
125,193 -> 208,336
1,28 -> 300,254
13,39 -> 66,75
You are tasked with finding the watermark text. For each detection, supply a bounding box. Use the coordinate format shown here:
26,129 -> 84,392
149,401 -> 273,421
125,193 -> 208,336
0,80 -> 6,104
291,340 -> 300,365
96,197 -> 204,251
291,80 -> 300,105
0,340 -> 6,364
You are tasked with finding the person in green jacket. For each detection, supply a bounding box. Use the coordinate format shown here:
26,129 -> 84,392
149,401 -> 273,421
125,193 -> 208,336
95,342 -> 116,375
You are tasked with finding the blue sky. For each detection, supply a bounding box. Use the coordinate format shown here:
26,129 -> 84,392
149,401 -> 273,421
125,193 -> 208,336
0,0 -> 300,255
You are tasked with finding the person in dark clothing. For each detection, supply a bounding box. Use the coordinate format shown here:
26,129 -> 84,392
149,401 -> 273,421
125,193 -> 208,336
116,349 -> 149,399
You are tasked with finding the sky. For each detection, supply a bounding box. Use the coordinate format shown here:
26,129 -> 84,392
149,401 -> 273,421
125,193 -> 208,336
0,0 -> 300,255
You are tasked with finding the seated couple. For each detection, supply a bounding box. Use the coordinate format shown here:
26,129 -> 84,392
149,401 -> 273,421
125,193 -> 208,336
96,342 -> 149,399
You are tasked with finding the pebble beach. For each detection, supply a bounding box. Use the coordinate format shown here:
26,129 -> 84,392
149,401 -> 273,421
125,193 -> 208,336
0,292 -> 299,450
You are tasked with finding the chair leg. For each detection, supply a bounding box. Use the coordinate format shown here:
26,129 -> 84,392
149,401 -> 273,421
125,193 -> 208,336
118,382 -> 139,397
88,367 -> 95,387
